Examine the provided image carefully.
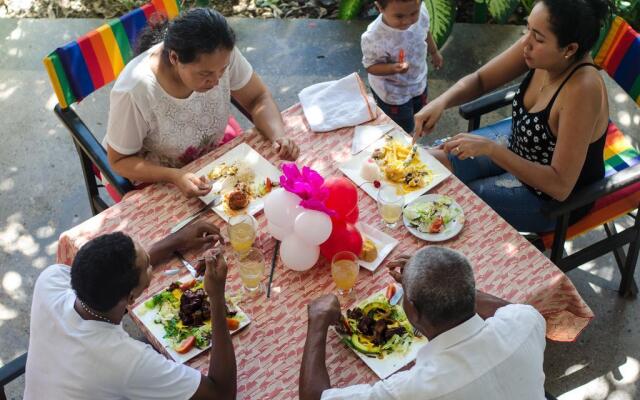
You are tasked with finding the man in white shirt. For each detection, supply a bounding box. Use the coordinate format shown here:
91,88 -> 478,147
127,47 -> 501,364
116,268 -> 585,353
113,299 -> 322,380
24,221 -> 236,400
300,246 -> 547,400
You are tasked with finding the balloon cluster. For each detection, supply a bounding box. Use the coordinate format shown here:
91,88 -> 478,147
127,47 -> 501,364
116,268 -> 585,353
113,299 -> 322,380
263,164 -> 363,271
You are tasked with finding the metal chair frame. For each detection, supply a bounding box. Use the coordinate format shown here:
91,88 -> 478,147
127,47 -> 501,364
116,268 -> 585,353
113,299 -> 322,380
459,84 -> 639,298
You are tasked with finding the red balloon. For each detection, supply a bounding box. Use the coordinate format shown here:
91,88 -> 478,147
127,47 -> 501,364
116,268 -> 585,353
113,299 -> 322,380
320,220 -> 363,261
323,177 -> 358,220
344,206 -> 359,224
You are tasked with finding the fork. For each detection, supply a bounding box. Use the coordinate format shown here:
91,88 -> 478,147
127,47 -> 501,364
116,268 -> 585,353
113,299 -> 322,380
170,194 -> 222,234
413,327 -> 423,338
403,144 -> 418,166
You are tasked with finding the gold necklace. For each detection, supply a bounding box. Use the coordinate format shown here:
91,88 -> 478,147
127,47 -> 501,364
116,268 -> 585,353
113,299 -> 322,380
539,63 -> 575,93
539,72 -> 562,93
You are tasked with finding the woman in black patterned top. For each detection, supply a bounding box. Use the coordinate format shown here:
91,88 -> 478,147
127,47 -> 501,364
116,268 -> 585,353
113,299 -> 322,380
414,0 -> 610,232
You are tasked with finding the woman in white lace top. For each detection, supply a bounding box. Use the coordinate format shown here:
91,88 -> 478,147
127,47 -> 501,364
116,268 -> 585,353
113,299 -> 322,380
105,8 -> 299,198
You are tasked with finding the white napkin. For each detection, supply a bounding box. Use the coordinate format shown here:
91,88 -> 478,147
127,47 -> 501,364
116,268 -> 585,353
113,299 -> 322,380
351,124 -> 395,155
299,73 -> 377,132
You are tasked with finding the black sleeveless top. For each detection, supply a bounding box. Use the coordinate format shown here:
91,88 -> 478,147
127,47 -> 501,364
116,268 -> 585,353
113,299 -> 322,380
509,63 -> 606,221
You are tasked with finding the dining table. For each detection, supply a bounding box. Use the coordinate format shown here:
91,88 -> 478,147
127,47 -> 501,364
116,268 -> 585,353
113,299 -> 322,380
56,103 -> 594,399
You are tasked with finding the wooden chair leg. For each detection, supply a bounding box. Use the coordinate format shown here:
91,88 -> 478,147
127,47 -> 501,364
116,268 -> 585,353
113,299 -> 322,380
618,213 -> 640,298
467,117 -> 481,132
75,143 -> 107,216
551,214 -> 570,266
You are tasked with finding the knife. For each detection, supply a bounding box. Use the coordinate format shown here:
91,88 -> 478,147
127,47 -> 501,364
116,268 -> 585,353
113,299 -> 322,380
170,195 -> 221,234
174,251 -> 200,279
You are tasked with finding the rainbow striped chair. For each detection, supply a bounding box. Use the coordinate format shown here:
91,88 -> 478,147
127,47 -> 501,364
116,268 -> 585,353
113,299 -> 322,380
458,17 -> 640,297
43,0 -> 251,215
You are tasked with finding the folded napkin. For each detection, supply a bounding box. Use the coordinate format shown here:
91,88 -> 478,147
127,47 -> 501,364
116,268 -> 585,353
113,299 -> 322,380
299,73 -> 377,132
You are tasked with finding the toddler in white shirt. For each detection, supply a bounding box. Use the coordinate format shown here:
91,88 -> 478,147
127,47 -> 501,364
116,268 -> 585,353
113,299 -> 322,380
361,0 -> 443,133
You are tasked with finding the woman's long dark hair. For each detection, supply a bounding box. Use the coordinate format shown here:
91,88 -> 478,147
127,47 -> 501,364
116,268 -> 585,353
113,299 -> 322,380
135,8 -> 236,63
539,0 -> 612,59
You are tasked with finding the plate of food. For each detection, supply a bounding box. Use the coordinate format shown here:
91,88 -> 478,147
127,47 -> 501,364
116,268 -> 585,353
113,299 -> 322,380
403,194 -> 465,242
339,130 -> 450,204
193,143 -> 281,222
357,223 -> 399,272
132,276 -> 250,364
334,286 -> 428,379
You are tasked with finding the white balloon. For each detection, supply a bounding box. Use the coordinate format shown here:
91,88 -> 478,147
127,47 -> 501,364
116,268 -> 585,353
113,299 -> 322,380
263,188 -> 302,228
280,234 -> 320,271
294,210 -> 333,245
267,220 -> 292,241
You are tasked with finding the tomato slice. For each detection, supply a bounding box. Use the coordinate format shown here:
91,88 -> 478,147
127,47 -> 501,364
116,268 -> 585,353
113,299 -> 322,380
179,279 -> 197,292
429,216 -> 444,233
385,284 -> 397,301
175,336 -> 196,354
226,318 -> 240,331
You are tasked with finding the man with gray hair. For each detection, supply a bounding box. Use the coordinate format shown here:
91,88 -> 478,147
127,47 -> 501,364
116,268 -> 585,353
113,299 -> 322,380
299,246 -> 546,400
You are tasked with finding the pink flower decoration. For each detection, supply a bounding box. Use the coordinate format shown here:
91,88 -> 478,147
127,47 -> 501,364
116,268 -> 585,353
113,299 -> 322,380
280,163 -> 336,216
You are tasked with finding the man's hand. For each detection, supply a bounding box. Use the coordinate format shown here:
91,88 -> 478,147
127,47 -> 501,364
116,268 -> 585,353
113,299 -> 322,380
307,294 -> 341,329
430,50 -> 444,70
393,62 -> 409,74
149,221 -> 222,266
273,137 -> 300,161
387,255 -> 410,283
173,221 -> 222,252
202,247 -> 228,302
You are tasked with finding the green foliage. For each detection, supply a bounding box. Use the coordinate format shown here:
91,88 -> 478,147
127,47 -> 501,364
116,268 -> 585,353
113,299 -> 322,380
615,0 -> 640,30
425,0 -> 456,47
473,0 -> 519,23
520,0 -> 535,13
338,0 -> 365,19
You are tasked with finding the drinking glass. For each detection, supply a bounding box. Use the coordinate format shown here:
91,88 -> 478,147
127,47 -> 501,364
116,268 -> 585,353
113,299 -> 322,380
331,251 -> 359,296
227,215 -> 256,254
238,247 -> 265,294
377,185 -> 404,228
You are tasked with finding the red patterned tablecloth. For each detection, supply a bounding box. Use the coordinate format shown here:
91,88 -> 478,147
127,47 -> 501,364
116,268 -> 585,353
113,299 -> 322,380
57,103 -> 593,399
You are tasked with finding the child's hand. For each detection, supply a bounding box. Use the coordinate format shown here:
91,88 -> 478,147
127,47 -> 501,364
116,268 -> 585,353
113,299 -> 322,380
393,62 -> 409,74
430,50 -> 444,70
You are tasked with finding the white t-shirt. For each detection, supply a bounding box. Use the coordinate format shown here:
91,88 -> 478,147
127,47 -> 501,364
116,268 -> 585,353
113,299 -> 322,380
361,4 -> 430,105
104,43 -> 253,168
24,264 -> 202,400
321,304 -> 547,400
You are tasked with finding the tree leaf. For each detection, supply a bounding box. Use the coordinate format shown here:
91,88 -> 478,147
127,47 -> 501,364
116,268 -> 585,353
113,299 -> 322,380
424,0 -> 456,48
338,0 -> 365,20
486,0 -> 519,23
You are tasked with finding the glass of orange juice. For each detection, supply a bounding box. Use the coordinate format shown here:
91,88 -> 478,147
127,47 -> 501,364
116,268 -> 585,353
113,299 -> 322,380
377,186 -> 404,228
227,215 -> 256,254
238,247 -> 265,294
331,251 -> 359,296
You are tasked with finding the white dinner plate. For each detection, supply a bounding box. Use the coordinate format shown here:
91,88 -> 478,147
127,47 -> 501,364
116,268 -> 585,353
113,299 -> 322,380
132,275 -> 250,364
402,194 -> 465,242
356,222 -> 399,272
339,129 -> 451,204
334,288 -> 428,379
193,143 -> 281,222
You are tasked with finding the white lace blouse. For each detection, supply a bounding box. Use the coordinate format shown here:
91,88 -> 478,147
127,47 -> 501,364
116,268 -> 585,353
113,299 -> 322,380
105,43 -> 253,168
